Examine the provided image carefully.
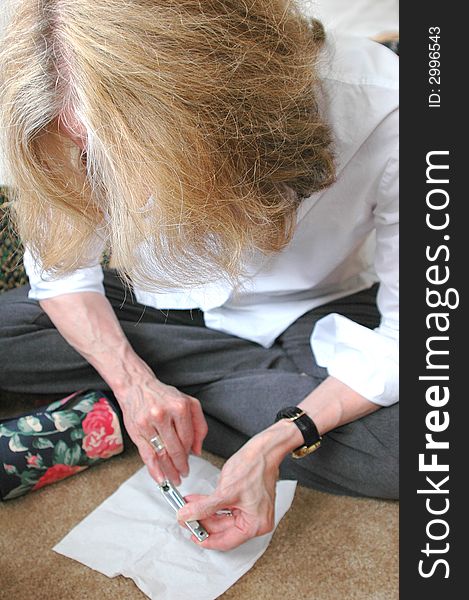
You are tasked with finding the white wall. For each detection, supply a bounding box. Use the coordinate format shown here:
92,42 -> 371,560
303,0 -> 398,38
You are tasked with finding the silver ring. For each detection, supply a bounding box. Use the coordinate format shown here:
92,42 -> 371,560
149,434 -> 166,454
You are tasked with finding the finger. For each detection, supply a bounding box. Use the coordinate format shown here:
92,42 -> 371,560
178,494 -> 227,521
151,419 -> 189,477
193,528 -> 250,551
139,432 -> 181,485
199,515 -> 236,534
151,446 -> 182,486
126,417 -> 173,474
180,494 -> 234,532
171,396 -> 194,456
184,494 -> 234,511
189,398 -> 208,456
182,494 -> 206,503
178,515 -> 234,535
136,409 -> 185,481
146,434 -> 183,485
137,442 -> 166,484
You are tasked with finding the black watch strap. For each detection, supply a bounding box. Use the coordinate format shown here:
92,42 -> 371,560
275,406 -> 322,459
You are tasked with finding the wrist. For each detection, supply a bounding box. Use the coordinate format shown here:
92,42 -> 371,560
102,347 -> 158,401
296,399 -> 339,437
253,419 -> 304,468
297,376 -> 379,436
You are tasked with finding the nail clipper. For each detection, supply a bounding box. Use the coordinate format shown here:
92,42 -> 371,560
158,479 -> 209,542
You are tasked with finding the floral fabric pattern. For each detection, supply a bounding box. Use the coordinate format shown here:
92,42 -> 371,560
82,398 -> 123,459
0,391 -> 124,500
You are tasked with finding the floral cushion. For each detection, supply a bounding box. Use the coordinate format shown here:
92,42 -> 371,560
0,390 -> 124,500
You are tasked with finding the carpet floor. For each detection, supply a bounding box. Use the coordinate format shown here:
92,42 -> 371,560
0,402 -> 398,600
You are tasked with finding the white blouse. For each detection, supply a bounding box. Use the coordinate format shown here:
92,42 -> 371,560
24,33 -> 399,407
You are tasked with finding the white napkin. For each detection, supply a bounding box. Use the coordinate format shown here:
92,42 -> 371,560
54,455 -> 297,600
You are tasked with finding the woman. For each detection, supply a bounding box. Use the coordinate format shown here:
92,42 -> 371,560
0,0 -> 398,550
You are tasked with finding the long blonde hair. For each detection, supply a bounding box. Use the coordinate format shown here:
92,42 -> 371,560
0,0 -> 334,289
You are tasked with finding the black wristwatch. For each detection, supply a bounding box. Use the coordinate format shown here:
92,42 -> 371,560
275,406 -> 322,459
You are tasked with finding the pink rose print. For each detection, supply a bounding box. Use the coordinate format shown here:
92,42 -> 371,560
26,454 -> 41,468
32,464 -> 86,490
81,398 -> 124,459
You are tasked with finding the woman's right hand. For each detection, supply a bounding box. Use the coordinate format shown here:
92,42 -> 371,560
115,368 -> 208,485
39,292 -> 208,486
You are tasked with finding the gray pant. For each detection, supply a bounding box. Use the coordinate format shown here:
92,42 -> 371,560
0,272 -> 398,499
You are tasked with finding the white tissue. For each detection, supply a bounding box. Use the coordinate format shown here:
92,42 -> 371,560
54,455 -> 297,600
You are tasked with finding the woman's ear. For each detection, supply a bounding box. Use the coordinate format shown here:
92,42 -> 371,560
57,112 -> 87,150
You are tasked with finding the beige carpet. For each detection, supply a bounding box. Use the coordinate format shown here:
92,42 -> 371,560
0,401 -> 398,600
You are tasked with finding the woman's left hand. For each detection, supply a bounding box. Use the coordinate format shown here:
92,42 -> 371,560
177,376 -> 380,550
177,422 -> 301,551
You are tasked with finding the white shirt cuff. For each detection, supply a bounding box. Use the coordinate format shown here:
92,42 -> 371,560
310,313 -> 399,407
23,248 -> 105,300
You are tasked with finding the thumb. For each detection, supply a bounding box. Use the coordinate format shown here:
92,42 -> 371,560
178,494 -> 226,521
137,442 -> 166,485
